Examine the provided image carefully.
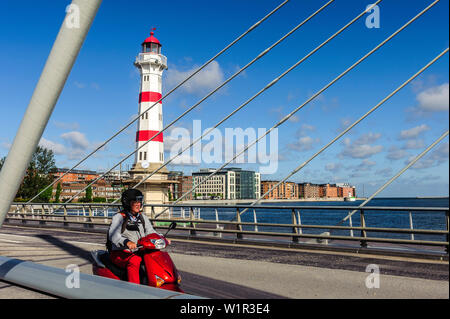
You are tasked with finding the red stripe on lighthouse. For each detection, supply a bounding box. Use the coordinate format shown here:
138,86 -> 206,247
136,130 -> 164,142
139,91 -> 162,103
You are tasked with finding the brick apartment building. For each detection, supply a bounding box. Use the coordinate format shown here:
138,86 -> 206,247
51,168 -> 122,202
52,168 -> 98,183
320,183 -> 338,198
298,183 -> 322,199
261,181 -> 299,200
168,171 -> 193,201
297,182 -> 356,199
336,183 -> 356,198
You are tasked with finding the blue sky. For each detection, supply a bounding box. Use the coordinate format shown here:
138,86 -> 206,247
0,0 -> 448,197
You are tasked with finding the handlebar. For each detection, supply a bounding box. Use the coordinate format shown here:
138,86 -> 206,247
124,245 -> 143,253
121,225 -> 176,253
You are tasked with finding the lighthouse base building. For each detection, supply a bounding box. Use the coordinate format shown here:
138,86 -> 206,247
124,30 -> 178,218
124,163 -> 176,218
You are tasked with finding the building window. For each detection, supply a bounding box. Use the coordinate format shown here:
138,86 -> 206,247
144,152 -> 147,161
139,152 -> 142,161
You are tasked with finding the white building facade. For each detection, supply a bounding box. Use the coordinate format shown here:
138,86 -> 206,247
192,168 -> 260,200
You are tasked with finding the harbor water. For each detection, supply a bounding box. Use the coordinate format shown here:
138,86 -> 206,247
179,198 -> 449,242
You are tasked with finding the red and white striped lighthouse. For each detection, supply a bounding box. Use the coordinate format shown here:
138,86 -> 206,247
134,30 -> 167,168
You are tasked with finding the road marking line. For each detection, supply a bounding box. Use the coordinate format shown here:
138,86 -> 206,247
0,238 -> 22,243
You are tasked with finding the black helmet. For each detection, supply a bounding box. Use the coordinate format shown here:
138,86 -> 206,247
121,189 -> 144,211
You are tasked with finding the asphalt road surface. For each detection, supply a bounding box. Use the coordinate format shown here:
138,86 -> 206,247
0,225 -> 448,299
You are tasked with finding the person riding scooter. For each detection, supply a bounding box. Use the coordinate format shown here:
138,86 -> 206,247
108,188 -> 159,284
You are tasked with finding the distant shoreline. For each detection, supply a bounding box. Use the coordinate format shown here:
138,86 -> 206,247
179,197 -> 448,205
180,198 -> 363,204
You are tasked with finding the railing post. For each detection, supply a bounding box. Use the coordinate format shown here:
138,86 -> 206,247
236,208 -> 243,240
85,205 -> 94,228
291,209 -> 299,243
445,210 -> 449,254
189,207 -> 196,236
349,214 -> 354,237
21,205 -> 27,224
360,209 -> 367,248
253,209 -> 258,232
151,206 -> 155,220
409,211 -> 415,241
213,208 -> 222,237
297,210 -> 302,235
39,204 -> 46,225
63,205 -> 69,227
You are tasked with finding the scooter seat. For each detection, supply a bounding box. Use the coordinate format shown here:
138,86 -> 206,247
97,250 -> 127,280
92,250 -> 148,284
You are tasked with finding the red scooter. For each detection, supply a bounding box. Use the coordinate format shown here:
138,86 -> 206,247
91,222 -> 183,292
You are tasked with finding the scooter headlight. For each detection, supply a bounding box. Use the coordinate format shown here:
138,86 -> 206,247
155,275 -> 165,287
151,238 -> 166,249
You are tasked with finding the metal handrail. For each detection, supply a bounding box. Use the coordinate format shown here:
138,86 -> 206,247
6,202 -> 449,253
10,202 -> 449,211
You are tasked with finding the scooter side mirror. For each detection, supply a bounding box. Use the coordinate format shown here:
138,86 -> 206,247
163,222 -> 177,237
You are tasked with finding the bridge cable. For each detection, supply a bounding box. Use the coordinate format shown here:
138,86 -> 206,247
239,47 -> 449,217
114,0 -> 383,203
57,0 -> 335,206
25,0 -> 290,204
155,0 -> 441,218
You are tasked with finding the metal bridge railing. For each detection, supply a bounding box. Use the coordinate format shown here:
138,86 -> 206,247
6,202 -> 449,254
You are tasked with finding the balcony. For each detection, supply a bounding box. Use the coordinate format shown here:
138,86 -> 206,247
135,53 -> 167,68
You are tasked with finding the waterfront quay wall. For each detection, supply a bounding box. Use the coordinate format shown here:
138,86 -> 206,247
179,197 -> 365,205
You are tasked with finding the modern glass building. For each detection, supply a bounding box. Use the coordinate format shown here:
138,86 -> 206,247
192,168 -> 260,200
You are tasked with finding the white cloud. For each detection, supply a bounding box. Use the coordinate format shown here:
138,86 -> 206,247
340,133 -> 383,159
416,83 -> 449,112
404,142 -> 449,169
430,142 -> 449,164
39,138 -> 66,155
342,144 -> 383,159
1,141 -> 11,150
73,81 -> 101,91
61,131 -> 90,150
325,162 -> 342,172
399,124 -> 430,140
53,121 -> 80,130
355,159 -> 376,171
165,61 -> 225,95
375,167 -> 392,177
353,132 -> 381,145
387,146 -> 409,160
287,136 -> 318,152
403,139 -> 425,150
405,156 -> 435,170
74,81 -> 86,89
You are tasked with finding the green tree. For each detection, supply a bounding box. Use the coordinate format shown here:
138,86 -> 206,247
15,146 -> 56,202
54,182 -> 62,203
84,186 -> 93,202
